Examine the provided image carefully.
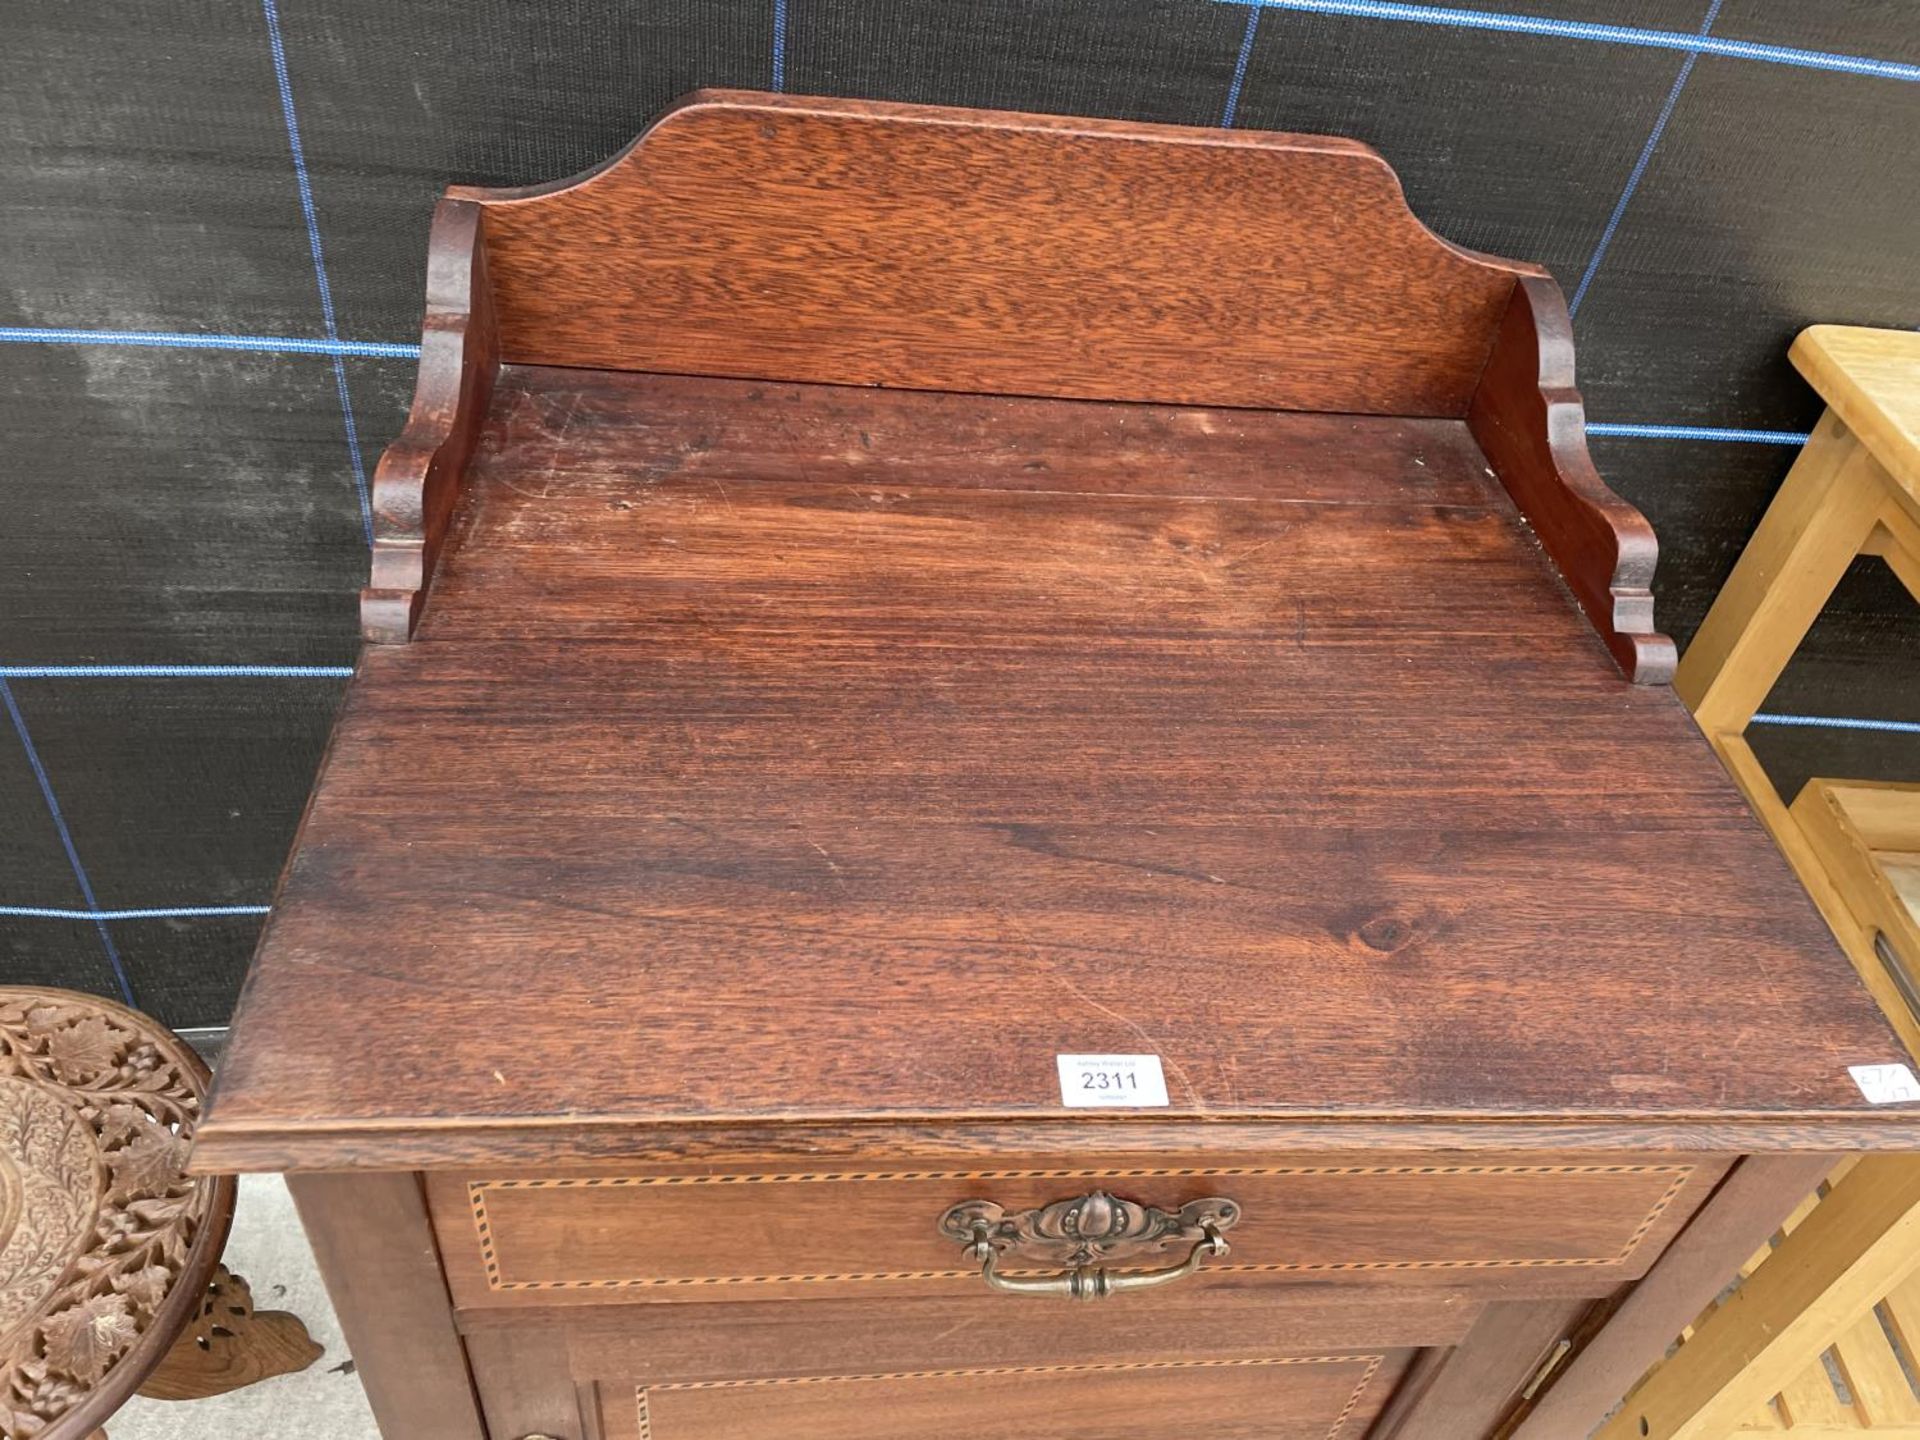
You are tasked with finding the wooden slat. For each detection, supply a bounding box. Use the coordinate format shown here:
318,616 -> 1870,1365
1594,1157 -> 1920,1440
1775,1353 -> 1852,1429
1675,412 -> 1888,736
1834,1312 -> 1920,1428
1877,1274 -> 1920,1406
1738,1397 -> 1788,1430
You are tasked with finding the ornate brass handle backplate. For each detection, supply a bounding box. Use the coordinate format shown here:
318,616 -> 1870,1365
937,1190 -> 1240,1301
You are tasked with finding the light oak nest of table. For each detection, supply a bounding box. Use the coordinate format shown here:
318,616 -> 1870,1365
192,92 -> 1920,1440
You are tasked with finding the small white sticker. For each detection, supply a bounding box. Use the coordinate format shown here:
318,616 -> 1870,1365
1851,1063 -> 1920,1105
1056,1054 -> 1170,1108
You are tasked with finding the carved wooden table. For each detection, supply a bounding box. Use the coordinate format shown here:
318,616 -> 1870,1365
1,990 -> 232,1439
196,93 -> 1920,1440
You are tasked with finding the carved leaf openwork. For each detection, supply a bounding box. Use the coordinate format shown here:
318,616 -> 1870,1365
0,991 -> 219,1439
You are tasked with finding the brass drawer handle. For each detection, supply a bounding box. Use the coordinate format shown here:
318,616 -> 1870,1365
938,1190 -> 1240,1302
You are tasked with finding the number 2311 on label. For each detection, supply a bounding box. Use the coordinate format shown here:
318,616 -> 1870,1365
1055,1054 -> 1171,1108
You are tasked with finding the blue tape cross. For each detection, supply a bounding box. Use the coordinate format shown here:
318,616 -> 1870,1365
0,679 -> 135,1003
260,0 -> 375,545
1569,0 -> 1722,317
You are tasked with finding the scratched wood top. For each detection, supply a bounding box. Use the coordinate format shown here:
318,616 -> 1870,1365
201,368 -> 1913,1168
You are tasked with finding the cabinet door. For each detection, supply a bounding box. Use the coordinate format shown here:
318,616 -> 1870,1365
591,1349 -> 1415,1440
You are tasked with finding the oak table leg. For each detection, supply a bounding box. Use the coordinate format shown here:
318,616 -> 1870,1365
287,1172 -> 487,1440
466,1326 -> 593,1440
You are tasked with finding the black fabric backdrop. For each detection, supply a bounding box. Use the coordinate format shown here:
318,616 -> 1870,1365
3,0 -> 1917,1028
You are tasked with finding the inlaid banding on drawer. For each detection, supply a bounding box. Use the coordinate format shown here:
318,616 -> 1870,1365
448,1160 -> 1707,1300
630,1354 -> 1388,1440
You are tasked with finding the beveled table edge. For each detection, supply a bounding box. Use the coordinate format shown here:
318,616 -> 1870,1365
188,1111 -> 1920,1175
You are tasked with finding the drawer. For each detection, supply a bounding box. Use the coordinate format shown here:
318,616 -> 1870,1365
589,1348 -> 1415,1440
428,1151 -> 1725,1308
464,1286 -> 1485,1440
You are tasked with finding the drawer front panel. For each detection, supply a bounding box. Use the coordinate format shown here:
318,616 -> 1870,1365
431,1152 -> 1724,1307
546,1288 -> 1482,1384
594,1350 -> 1414,1440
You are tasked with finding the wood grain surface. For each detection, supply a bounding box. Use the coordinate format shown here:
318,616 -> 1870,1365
1469,275 -> 1674,683
362,197 -> 497,643
453,90 -> 1532,417
285,1172 -> 486,1440
541,1289 -> 1480,1380
597,1350 -> 1409,1440
427,1153 -> 1720,1308
367,91 -> 1672,681
1790,325 -> 1920,494
198,365 -> 1915,1172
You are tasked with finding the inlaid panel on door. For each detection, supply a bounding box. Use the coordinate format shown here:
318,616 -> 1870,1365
591,1349 -> 1414,1440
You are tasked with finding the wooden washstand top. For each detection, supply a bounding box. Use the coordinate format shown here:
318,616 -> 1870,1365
197,93 -> 1917,1173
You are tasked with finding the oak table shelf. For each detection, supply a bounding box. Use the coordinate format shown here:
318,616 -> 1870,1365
195,93 -> 1920,1440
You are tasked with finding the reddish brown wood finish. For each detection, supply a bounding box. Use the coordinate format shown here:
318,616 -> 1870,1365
201,94 -> 1919,1440
464,1326 -> 588,1440
1469,275 -> 1675,683
535,1290 -> 1482,1377
285,1172 -> 486,1440
426,1154 -> 1721,1309
455,91 -> 1530,418
360,92 -> 1671,682
594,1349 -> 1410,1440
362,197 -> 497,643
201,362 -> 1909,1175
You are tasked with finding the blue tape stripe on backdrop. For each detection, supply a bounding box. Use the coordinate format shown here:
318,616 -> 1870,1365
0,679 -> 135,1002
1221,5 -> 1263,127
2,329 -> 1823,447
0,906 -> 272,922
0,327 -> 418,359
1752,713 -> 1920,735
260,0 -> 375,545
1587,423 -> 1812,445
0,664 -> 355,679
1226,0 -> 1920,81
1568,0 -> 1720,318
772,0 -> 789,90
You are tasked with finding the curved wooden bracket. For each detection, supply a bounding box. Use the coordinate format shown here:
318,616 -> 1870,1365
361,198 -> 497,643
1468,276 -> 1676,684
